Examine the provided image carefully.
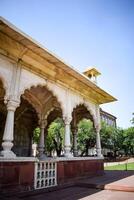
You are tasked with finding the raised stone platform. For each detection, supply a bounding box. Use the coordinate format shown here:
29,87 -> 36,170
57,157 -> 104,184
0,159 -> 35,193
0,157 -> 104,193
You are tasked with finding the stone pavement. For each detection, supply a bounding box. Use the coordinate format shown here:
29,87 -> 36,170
77,170 -> 134,192
21,187 -> 134,200
1,170 -> 134,200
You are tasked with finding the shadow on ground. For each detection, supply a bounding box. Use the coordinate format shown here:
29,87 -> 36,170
1,170 -> 134,200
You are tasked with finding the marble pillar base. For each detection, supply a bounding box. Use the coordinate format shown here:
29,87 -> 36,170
1,141 -> 16,158
38,153 -> 47,160
64,146 -> 73,158
0,150 -> 16,158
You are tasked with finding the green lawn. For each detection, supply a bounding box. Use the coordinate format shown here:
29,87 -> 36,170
105,162 -> 134,170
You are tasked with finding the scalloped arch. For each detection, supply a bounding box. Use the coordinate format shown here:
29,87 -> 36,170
71,101 -> 97,128
22,95 -> 41,123
44,107 -> 55,119
44,107 -> 63,119
20,83 -> 64,121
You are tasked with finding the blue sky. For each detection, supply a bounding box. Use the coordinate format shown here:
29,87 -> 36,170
0,0 -> 134,128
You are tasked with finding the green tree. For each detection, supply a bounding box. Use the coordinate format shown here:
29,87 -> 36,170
77,119 -> 96,156
45,118 -> 64,156
123,127 -> 134,155
100,122 -> 111,149
100,122 -> 124,157
33,127 -> 40,144
109,127 -> 124,157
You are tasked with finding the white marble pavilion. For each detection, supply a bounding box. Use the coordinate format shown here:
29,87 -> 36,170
0,17 -> 116,192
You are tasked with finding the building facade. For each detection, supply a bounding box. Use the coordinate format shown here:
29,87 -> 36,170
100,108 -> 117,127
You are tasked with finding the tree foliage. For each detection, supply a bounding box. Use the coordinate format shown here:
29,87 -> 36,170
123,127 -> 134,155
100,121 -> 134,157
33,127 -> 40,144
100,122 -> 124,156
77,119 -> 96,156
32,113 -> 134,157
45,118 -> 64,156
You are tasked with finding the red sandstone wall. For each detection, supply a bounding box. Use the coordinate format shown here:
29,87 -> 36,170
57,159 -> 104,184
0,162 -> 35,193
0,159 -> 104,193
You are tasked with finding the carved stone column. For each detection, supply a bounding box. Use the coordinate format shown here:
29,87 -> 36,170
72,127 -> 78,157
64,117 -> 73,158
95,126 -> 103,157
1,100 -> 20,158
38,119 -> 47,159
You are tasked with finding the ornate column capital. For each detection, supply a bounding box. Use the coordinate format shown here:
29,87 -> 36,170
6,100 -> 20,111
63,116 -> 72,125
40,119 -> 47,129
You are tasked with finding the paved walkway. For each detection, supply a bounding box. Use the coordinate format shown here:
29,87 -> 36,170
21,188 -> 134,200
1,170 -> 134,200
77,170 -> 134,192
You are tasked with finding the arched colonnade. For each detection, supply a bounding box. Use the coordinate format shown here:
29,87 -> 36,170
0,71 -> 102,159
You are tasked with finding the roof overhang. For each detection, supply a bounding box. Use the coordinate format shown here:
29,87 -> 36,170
0,17 -> 117,104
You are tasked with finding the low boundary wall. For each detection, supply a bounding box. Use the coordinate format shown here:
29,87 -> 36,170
0,157 -> 104,193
